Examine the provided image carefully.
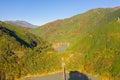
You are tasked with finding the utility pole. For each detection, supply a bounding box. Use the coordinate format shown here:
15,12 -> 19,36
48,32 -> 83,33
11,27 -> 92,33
62,57 -> 66,80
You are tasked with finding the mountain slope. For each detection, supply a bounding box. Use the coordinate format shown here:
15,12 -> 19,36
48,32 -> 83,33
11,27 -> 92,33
31,7 -> 120,45
30,8 -> 112,43
0,21 -> 42,48
30,6 -> 120,79
68,21 -> 120,79
0,21 -> 61,80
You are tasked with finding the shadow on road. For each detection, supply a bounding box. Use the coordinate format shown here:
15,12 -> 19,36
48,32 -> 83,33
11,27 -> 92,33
68,71 -> 89,80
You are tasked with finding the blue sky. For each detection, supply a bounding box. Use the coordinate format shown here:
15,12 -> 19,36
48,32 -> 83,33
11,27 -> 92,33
0,0 -> 120,25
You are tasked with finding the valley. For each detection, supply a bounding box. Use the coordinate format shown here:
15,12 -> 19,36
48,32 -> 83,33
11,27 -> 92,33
0,6 -> 120,80
30,6 -> 120,80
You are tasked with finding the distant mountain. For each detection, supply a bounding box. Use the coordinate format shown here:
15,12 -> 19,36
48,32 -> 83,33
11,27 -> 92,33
5,20 -> 37,28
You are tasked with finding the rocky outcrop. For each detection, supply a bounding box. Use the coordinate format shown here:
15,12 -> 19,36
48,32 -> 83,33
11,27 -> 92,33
52,42 -> 70,49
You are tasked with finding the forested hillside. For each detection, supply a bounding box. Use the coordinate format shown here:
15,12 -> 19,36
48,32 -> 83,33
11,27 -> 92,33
0,21 -> 61,80
0,6 -> 120,80
30,7 -> 120,80
31,7 -> 120,44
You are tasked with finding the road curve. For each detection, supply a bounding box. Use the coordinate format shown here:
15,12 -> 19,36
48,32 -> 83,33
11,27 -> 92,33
22,72 -> 99,80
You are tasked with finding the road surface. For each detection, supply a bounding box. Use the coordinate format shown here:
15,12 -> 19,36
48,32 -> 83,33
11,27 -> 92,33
23,72 -> 99,80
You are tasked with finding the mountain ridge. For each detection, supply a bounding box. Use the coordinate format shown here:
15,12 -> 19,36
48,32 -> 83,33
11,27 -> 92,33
30,7 -> 114,43
0,6 -> 120,80
5,20 -> 37,28
30,6 -> 120,79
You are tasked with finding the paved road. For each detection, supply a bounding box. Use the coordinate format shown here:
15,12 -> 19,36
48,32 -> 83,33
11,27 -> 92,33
23,72 -> 99,80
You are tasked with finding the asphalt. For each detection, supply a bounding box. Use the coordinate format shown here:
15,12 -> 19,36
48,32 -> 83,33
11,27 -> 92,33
23,72 -> 99,80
